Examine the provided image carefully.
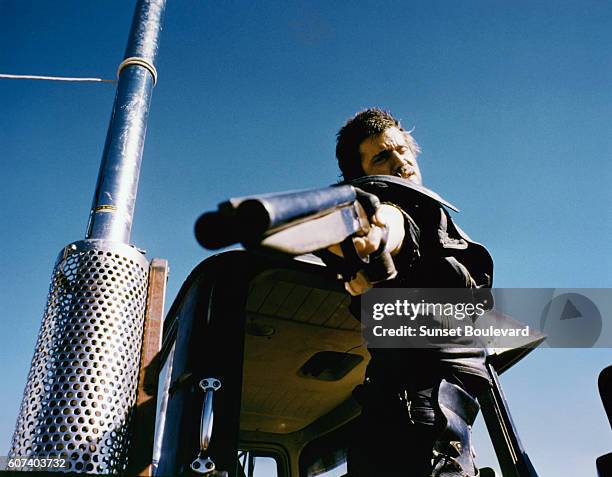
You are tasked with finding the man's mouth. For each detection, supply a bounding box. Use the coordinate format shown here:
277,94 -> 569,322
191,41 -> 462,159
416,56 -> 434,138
393,167 -> 416,180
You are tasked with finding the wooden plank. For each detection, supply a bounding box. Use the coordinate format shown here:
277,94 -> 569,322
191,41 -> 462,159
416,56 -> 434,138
126,258 -> 169,476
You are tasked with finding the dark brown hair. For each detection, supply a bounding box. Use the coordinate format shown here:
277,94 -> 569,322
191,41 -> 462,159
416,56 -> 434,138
336,108 -> 420,180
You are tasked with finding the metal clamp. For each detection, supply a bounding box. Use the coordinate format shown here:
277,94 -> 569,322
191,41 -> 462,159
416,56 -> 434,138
117,56 -> 158,85
190,378 -> 222,475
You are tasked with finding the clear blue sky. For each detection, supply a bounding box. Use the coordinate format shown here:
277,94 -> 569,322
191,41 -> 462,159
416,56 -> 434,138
1,1 -> 611,475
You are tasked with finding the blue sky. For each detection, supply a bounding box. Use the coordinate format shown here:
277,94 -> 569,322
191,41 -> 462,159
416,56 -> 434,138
1,0 -> 611,474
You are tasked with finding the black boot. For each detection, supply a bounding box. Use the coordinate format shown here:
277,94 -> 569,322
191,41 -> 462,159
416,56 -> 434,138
430,379 -> 480,477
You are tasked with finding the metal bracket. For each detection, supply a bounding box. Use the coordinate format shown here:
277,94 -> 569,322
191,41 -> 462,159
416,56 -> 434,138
190,378 -> 222,475
191,456 -> 216,474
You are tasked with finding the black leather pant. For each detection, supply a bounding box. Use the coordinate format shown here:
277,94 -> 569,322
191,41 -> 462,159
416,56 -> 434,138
347,377 -> 479,477
347,383 -> 438,476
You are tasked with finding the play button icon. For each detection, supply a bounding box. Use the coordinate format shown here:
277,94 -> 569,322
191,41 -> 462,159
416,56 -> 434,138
541,293 -> 602,347
560,299 -> 582,321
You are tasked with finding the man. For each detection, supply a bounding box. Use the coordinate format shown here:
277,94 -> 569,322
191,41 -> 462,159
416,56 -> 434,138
334,108 -> 493,476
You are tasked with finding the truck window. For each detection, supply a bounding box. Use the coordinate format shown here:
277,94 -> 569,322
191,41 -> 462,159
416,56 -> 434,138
305,456 -> 347,477
302,449 -> 347,477
237,450 -> 279,477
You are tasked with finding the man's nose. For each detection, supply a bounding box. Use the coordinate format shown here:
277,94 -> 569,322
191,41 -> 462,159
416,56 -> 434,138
390,151 -> 407,167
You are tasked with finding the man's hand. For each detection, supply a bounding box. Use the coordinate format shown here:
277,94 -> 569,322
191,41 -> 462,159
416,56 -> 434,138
327,204 -> 406,295
353,212 -> 387,257
328,204 -> 405,258
343,204 -> 406,258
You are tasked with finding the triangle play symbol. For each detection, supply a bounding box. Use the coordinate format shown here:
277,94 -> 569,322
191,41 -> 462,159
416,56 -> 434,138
560,299 -> 582,320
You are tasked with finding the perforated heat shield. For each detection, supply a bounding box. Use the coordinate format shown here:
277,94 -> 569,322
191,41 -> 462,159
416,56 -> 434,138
10,240 -> 149,474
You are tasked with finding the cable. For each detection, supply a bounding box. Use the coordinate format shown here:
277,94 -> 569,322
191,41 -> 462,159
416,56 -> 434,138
0,73 -> 116,83
1,56 -> 158,85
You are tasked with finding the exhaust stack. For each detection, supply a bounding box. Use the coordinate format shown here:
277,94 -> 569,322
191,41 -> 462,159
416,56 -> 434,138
10,1 -> 167,473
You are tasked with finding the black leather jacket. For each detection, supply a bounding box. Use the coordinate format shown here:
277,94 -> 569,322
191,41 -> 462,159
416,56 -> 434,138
349,176 -> 494,392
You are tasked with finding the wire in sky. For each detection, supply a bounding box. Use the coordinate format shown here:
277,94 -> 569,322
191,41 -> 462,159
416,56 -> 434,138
0,73 -> 116,84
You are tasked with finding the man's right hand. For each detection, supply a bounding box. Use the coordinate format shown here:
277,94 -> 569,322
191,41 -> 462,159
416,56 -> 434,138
327,204 -> 406,295
330,204 -> 405,259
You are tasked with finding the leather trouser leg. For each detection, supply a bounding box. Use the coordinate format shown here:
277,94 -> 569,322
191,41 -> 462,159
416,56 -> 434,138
347,382 -> 438,477
347,379 -> 480,477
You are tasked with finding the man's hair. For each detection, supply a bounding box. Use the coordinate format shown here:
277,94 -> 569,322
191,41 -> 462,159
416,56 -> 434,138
336,108 -> 420,180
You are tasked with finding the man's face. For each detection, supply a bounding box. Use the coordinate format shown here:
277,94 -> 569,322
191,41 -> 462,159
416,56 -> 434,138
359,126 -> 422,185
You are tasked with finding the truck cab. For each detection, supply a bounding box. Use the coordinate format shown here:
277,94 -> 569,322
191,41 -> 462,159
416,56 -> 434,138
153,250 -> 541,477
